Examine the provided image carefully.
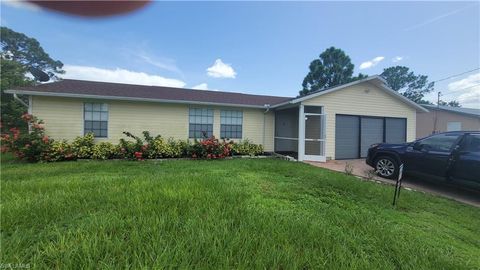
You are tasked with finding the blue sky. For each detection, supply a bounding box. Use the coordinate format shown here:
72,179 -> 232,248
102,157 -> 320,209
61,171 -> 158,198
1,1 -> 479,107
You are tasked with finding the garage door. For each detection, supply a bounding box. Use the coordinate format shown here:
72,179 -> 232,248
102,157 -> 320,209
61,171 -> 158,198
385,118 -> 406,143
335,115 -> 360,159
335,115 -> 407,159
360,118 -> 384,158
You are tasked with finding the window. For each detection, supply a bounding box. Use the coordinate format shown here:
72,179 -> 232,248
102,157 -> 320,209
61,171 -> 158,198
221,110 -> 243,139
189,108 -> 213,138
418,133 -> 460,152
447,122 -> 462,131
84,103 -> 108,137
465,134 -> 480,152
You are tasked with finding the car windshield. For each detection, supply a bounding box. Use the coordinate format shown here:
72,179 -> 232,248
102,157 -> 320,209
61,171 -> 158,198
418,133 -> 460,152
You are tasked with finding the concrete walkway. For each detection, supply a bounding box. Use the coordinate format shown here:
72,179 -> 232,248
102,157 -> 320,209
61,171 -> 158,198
306,159 -> 480,208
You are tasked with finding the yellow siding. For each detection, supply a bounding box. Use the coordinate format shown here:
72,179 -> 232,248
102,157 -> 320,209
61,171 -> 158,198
32,96 -> 83,141
31,96 -> 274,151
108,100 -> 188,142
302,82 -> 417,159
242,109 -> 274,152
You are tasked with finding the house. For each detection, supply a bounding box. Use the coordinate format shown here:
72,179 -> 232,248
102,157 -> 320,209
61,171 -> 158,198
5,75 -> 427,161
416,104 -> 480,138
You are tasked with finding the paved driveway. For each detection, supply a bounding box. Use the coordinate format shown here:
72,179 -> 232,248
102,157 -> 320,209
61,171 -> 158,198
306,159 -> 480,208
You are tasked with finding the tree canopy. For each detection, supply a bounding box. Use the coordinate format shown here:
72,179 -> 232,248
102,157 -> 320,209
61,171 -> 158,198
300,47 -> 367,96
439,100 -> 461,107
1,26 -> 64,80
1,27 -> 64,132
380,66 -> 434,104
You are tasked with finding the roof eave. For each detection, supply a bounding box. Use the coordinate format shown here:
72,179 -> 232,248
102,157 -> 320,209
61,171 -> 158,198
4,89 -> 273,109
274,75 -> 428,113
422,105 -> 480,118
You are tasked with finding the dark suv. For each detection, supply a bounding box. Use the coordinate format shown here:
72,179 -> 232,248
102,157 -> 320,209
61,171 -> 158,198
366,131 -> 480,188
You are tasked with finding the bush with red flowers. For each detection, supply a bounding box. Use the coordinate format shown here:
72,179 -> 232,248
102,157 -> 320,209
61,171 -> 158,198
1,115 -> 263,162
189,136 -> 233,159
1,113 -> 51,162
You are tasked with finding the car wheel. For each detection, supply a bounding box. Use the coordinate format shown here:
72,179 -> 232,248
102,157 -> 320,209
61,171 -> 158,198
374,156 -> 398,179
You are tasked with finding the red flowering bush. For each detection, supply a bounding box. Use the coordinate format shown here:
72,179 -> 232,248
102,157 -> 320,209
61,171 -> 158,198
189,136 -> 233,159
1,113 -> 51,162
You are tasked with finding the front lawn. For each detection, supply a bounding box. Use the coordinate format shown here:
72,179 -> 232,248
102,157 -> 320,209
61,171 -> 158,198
1,158 -> 479,269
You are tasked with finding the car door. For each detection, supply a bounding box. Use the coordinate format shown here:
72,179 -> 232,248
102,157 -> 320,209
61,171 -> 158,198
405,133 -> 461,178
449,134 -> 480,184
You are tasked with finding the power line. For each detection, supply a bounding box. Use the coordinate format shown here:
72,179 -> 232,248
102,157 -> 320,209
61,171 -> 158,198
433,67 -> 480,83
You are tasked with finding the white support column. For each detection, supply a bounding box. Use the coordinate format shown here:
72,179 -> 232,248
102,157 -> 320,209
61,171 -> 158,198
28,95 -> 32,114
298,104 -> 305,161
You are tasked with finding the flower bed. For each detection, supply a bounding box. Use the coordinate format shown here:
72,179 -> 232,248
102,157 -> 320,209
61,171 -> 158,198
1,114 -> 264,162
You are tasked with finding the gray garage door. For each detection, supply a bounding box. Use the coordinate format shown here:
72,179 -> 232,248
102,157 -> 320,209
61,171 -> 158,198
335,115 -> 360,159
385,118 -> 406,143
360,117 -> 384,158
335,115 -> 407,159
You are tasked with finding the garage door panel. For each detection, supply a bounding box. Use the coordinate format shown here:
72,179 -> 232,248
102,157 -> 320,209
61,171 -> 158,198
335,115 -> 407,160
335,115 -> 359,159
360,117 -> 384,158
385,118 -> 406,143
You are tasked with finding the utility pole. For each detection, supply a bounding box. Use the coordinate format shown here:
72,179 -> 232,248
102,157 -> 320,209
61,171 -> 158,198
433,91 -> 441,134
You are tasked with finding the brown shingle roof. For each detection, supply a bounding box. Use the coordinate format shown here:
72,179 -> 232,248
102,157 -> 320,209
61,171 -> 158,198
12,79 -> 292,107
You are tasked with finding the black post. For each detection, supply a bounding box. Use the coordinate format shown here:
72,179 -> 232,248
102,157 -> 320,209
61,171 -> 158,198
392,164 -> 404,206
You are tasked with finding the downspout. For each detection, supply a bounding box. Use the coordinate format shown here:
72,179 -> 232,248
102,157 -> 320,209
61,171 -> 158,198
263,104 -> 271,148
13,93 -> 29,108
13,94 -> 31,132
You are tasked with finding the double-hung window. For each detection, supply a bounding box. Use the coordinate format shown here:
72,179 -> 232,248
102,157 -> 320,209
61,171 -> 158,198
220,110 -> 243,139
189,108 -> 214,138
84,103 -> 108,138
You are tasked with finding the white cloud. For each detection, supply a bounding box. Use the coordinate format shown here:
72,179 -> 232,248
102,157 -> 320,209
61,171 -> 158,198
62,65 -> 186,88
456,88 -> 480,107
392,56 -> 403,63
207,59 -> 236,78
359,56 -> 385,70
1,0 -> 41,11
448,73 -> 480,92
192,83 -> 208,90
191,83 -> 222,91
447,73 -> 480,108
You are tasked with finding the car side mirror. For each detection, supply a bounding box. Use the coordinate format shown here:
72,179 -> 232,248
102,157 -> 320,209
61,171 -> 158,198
412,142 -> 422,151
413,142 -> 430,152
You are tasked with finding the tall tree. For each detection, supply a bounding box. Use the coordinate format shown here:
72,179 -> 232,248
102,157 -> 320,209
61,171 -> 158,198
0,27 -> 64,132
381,66 -> 434,103
1,27 -> 64,79
0,60 -> 33,131
300,47 -> 367,96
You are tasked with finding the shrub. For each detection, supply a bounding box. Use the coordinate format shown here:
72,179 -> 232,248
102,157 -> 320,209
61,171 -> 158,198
120,131 -> 150,160
189,136 -> 232,159
165,138 -> 187,158
231,139 -> 264,156
92,142 -> 117,160
118,138 -> 139,160
44,140 -> 76,162
0,113 -> 51,162
72,133 -> 95,159
150,137 -> 168,158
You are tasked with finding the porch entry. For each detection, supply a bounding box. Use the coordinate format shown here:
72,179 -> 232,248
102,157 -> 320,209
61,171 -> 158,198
274,105 -> 326,162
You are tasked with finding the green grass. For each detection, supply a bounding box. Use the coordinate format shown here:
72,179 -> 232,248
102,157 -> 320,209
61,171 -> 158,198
1,157 -> 479,269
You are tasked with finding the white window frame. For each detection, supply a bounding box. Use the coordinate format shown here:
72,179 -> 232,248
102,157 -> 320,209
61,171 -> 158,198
189,107 -> 214,138
83,102 -> 109,138
447,121 -> 462,131
220,109 -> 243,139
